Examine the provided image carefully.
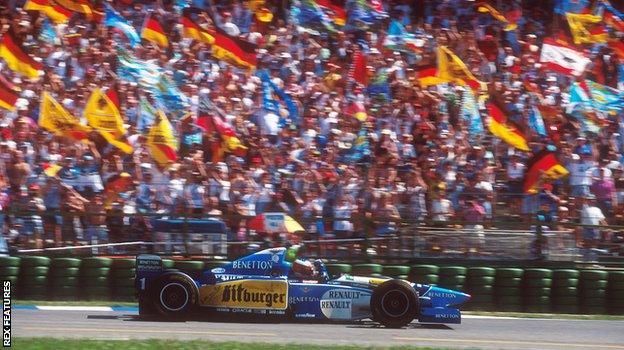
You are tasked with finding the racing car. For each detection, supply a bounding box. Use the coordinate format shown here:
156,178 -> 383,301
135,246 -> 470,328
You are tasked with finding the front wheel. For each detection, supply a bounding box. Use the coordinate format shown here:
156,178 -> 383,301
151,273 -> 198,318
371,279 -> 419,328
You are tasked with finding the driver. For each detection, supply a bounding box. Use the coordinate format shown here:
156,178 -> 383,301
285,244 -> 318,279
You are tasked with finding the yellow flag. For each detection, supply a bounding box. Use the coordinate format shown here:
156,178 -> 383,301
437,46 -> 487,92
39,91 -> 92,141
147,111 -> 178,167
565,13 -> 608,45
85,88 -> 125,137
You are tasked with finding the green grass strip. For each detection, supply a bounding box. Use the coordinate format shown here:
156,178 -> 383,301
14,338 -> 477,350
466,311 -> 624,321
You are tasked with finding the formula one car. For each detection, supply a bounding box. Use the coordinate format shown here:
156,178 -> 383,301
136,247 -> 470,328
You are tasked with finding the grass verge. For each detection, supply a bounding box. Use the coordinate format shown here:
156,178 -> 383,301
14,300 -> 137,307
14,338 -> 476,350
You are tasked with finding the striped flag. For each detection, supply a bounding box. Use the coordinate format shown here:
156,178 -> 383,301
0,75 -> 19,111
486,93 -> 529,151
539,38 -> 590,76
141,14 -> 169,48
25,0 -> 72,24
181,10 -> 215,43
104,3 -> 140,47
211,26 -> 257,69
523,151 -> 569,194
0,30 -> 44,79
316,0 -> 347,26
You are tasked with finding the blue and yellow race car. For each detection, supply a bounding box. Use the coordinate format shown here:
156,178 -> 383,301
136,247 -> 470,328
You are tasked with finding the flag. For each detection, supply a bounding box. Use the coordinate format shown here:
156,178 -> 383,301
414,62 -> 448,87
437,46 -> 486,92
572,79 -> 624,112
39,91 -> 92,141
116,47 -> 163,86
180,12 -> 215,43
39,18 -> 60,45
350,50 -> 368,86
461,88 -> 484,138
0,75 -> 19,111
259,70 -> 299,126
104,3 -> 140,47
346,101 -> 368,122
555,0 -> 590,15
85,88 -> 125,137
383,20 -> 423,53
296,0 -> 338,33
211,26 -> 257,69
486,94 -> 529,151
529,106 -> 548,137
340,128 -> 370,163
603,4 -> 624,31
539,38 -> 590,76
523,151 -> 569,194
367,69 -> 391,101
0,30 -> 44,79
316,0 -> 347,26
349,0 -> 387,30
141,14 -> 169,48
476,2 -> 519,31
608,39 -> 624,60
137,96 -> 156,132
25,0 -> 72,24
211,114 -> 247,155
565,13 -> 608,45
53,0 -> 94,18
147,111 -> 178,167
536,104 -> 560,120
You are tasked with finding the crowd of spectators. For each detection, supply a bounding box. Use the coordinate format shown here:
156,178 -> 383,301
0,0 -> 623,259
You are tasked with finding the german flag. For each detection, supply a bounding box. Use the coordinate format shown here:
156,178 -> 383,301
604,7 -> 624,32
608,39 -> 624,60
211,26 -> 257,69
316,0 -> 347,26
0,75 -> 19,111
51,0 -> 92,18
414,63 -> 447,87
25,0 -> 72,24
486,94 -> 529,151
141,14 -> 168,48
0,31 -> 44,79
180,12 -> 215,43
523,151 -> 569,193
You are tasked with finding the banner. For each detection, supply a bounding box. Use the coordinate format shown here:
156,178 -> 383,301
147,111 -> 178,167
523,151 -> 569,193
39,91 -> 92,141
85,88 -> 125,137
539,38 -> 590,76
565,13 -> 608,45
437,46 -> 486,92
0,30 -> 44,79
104,3 -> 140,47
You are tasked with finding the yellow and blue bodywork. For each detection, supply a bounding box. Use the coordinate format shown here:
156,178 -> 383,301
136,248 -> 470,324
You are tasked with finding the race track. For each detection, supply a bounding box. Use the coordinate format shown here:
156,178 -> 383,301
13,308 -> 624,350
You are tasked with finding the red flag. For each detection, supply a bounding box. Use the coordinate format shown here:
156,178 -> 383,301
350,50 -> 368,86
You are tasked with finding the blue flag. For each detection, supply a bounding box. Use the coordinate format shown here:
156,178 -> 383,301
529,106 -> 547,137
39,19 -> 59,45
555,0 -> 589,15
461,89 -> 484,138
259,70 -> 299,126
105,3 -> 140,47
367,69 -> 391,101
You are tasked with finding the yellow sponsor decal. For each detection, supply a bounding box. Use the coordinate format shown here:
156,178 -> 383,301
199,279 -> 288,310
368,278 -> 390,286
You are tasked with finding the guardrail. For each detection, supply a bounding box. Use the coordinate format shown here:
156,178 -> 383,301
2,209 -> 623,264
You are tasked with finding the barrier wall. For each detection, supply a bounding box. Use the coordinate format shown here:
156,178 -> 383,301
2,256 -> 623,314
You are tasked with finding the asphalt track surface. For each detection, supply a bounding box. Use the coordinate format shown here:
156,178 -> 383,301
13,309 -> 624,350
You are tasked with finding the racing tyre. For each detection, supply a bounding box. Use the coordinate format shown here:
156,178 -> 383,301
19,256 -> 51,267
81,258 -> 113,268
410,265 -> 439,275
609,272 -> 624,282
553,269 -> 580,279
112,259 -> 135,269
0,267 -> 19,276
439,275 -> 466,285
352,264 -> 383,276
524,269 -> 552,279
0,257 -> 20,267
495,268 -> 523,278
410,274 -> 438,284
21,266 -> 49,276
609,281 -> 624,291
467,267 -> 495,277
496,278 -> 522,287
52,258 -> 81,268
439,266 -> 467,276
580,270 -> 608,281
383,266 -> 410,277
524,278 -> 552,287
112,268 -> 136,278
371,279 -> 419,328
465,276 -> 495,285
151,273 -> 198,318
552,278 -> 578,287
162,259 -> 174,269
580,280 -> 607,289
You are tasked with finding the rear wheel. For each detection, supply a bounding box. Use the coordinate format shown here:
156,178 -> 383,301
151,274 -> 197,318
371,279 -> 419,328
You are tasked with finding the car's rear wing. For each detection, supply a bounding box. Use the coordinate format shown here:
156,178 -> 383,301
136,254 -> 163,296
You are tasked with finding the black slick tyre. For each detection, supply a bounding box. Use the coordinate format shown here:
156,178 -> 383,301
371,279 -> 419,328
150,273 -> 197,318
